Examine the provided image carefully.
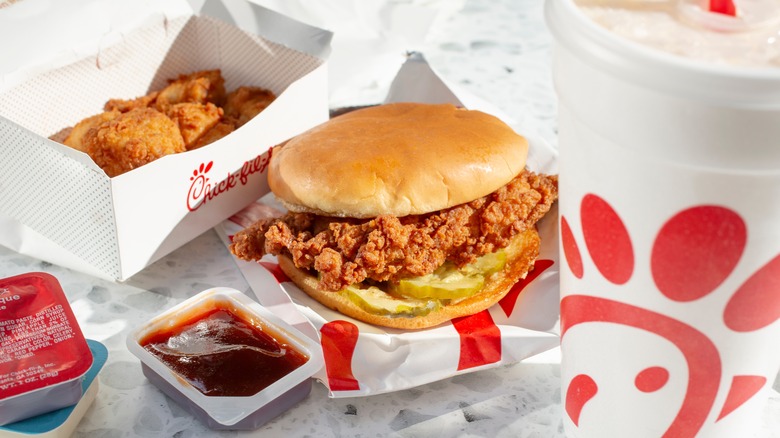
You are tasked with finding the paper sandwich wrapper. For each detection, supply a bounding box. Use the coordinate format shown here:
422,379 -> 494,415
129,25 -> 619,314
0,0 -> 332,281
216,53 -> 561,397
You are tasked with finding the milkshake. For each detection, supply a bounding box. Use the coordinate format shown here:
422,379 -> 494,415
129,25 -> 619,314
577,0 -> 780,67
545,0 -> 780,436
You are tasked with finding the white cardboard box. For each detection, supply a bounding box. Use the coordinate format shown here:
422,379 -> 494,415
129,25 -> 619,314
0,0 -> 332,281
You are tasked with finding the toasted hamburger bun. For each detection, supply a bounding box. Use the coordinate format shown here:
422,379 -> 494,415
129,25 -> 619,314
279,227 -> 541,330
269,102 -> 529,218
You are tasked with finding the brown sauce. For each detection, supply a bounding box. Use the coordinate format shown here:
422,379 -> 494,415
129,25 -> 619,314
140,306 -> 308,397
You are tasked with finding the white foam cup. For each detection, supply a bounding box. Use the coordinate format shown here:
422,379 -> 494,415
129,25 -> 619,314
546,0 -> 780,436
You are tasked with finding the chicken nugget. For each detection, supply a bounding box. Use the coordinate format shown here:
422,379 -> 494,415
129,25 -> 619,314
61,110 -> 121,152
224,86 -> 276,127
49,126 -> 73,144
189,120 -> 236,150
104,91 -> 159,113
155,69 -> 226,109
163,102 -> 223,150
85,108 -> 185,177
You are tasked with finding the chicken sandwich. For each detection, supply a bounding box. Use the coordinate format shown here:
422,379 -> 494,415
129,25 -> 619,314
230,102 -> 558,329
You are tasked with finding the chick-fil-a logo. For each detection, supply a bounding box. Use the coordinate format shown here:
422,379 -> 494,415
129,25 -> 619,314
186,149 -> 273,211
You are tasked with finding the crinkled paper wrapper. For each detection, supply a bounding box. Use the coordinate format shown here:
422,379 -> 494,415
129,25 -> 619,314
216,53 -> 560,397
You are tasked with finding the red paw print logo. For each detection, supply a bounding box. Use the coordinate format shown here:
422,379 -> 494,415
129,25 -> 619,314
560,194 -> 780,437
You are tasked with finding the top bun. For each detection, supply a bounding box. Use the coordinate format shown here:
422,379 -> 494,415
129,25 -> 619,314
268,102 -> 528,218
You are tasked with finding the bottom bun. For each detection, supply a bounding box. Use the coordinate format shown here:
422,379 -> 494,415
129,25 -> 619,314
278,227 -> 542,330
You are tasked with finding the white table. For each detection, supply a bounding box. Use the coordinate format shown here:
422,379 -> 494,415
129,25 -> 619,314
1,0 -> 778,436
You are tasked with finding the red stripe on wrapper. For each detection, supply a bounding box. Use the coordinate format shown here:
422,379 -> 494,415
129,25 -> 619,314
320,320 -> 361,391
452,310 -> 501,370
259,261 -> 291,284
499,259 -> 555,317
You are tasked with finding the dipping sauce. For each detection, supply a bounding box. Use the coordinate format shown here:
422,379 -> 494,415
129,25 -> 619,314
140,306 -> 308,397
0,272 -> 92,425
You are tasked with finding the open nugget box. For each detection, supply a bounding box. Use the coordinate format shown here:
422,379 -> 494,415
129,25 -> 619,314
217,53 -> 561,397
0,0 -> 332,281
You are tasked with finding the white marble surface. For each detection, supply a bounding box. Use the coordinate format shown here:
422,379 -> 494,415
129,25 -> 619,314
1,0 -> 779,437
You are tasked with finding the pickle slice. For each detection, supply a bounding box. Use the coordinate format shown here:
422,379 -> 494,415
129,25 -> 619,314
459,249 -> 507,277
394,269 -> 484,300
345,285 -> 438,317
393,249 -> 506,300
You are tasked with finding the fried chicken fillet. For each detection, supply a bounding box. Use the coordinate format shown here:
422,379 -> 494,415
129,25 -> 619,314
231,170 -> 557,291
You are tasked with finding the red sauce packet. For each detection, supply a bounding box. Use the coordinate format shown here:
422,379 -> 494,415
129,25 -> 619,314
0,272 -> 92,400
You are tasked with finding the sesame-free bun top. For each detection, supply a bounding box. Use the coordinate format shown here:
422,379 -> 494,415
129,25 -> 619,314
269,102 -> 528,218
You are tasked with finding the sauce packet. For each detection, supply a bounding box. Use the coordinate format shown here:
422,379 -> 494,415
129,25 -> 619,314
0,273 -> 92,425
